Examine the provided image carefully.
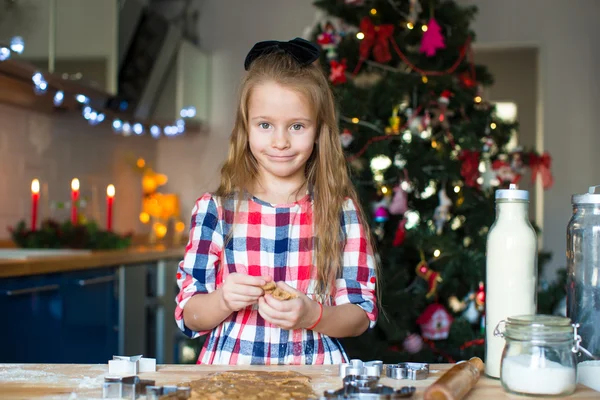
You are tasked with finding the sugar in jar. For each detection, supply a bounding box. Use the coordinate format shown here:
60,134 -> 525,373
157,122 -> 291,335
495,315 -> 579,397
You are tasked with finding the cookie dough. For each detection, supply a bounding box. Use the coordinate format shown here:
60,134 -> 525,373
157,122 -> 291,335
261,282 -> 297,301
164,370 -> 315,400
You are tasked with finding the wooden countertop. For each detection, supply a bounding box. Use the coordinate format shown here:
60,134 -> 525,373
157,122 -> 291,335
0,363 -> 597,399
0,245 -> 185,278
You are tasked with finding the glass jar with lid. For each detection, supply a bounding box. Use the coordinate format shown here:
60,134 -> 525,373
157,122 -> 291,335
494,315 -> 579,397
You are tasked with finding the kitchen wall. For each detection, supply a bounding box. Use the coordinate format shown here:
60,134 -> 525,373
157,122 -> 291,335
0,103 -> 157,236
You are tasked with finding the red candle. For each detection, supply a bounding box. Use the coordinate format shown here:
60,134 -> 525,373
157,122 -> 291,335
71,178 -> 80,225
106,184 -> 115,231
31,179 -> 40,230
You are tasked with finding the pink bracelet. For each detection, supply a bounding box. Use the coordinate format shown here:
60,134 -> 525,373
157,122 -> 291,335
307,302 -> 323,330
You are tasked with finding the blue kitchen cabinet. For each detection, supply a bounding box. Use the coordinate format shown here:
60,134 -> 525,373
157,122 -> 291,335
0,274 -> 64,363
60,268 -> 119,363
0,268 -> 119,363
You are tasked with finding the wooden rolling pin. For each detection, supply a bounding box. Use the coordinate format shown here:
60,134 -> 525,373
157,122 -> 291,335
423,357 -> 484,400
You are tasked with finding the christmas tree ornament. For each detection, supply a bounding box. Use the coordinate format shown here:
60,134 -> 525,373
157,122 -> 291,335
392,218 -> 407,247
329,58 -> 348,85
408,0 -> 422,26
374,206 -> 389,223
403,333 -> 424,354
317,20 -> 342,60
462,299 -> 480,324
528,151 -> 554,189
419,18 -> 446,57
475,281 -> 485,311
416,303 -> 453,340
510,149 -> 525,175
492,159 -> 520,185
416,260 -> 443,298
448,295 -> 466,313
340,128 -> 354,148
358,17 -> 394,64
458,150 -> 480,188
385,106 -> 402,135
433,187 -> 452,235
458,71 -> 477,89
389,172 -> 409,215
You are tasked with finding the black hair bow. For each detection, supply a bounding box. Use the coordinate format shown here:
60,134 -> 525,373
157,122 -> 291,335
244,37 -> 321,71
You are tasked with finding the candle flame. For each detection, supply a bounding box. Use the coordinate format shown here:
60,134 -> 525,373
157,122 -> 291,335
71,178 -> 80,191
31,179 -> 40,194
107,184 -> 115,197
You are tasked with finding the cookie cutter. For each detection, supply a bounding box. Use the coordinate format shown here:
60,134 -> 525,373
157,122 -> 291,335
102,376 -> 155,399
323,374 -> 416,399
340,359 -> 384,377
146,385 -> 192,400
384,363 -> 429,380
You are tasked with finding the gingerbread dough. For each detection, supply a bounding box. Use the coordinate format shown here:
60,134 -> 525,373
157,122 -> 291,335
163,370 -> 315,400
262,282 -> 297,300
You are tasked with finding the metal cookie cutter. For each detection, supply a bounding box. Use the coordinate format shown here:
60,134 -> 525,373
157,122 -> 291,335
385,363 -> 429,380
340,359 -> 384,378
146,385 -> 192,400
102,376 -> 155,399
323,374 -> 416,399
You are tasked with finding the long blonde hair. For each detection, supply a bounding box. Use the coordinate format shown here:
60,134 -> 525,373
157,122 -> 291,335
216,52 -> 377,299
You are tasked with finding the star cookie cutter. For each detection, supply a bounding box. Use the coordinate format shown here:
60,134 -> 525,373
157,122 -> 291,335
323,374 -> 416,399
339,359 -> 384,377
384,363 -> 429,380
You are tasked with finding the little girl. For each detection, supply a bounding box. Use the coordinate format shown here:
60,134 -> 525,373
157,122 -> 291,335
174,37 -> 378,365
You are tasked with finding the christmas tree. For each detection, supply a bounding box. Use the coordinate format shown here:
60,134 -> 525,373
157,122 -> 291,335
309,0 -> 559,363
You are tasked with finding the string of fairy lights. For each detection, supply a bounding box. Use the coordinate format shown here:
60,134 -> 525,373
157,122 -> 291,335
1,36 -> 194,138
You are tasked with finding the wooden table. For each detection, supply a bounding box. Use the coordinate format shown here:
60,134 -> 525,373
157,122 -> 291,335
0,363 -> 597,399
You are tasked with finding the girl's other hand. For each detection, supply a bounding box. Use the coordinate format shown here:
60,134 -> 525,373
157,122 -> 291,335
220,273 -> 272,312
257,282 -> 320,330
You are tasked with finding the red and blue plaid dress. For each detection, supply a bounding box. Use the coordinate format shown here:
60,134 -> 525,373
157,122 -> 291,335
174,192 -> 377,365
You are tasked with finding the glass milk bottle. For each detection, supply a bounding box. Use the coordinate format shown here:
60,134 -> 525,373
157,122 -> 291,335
485,184 -> 538,378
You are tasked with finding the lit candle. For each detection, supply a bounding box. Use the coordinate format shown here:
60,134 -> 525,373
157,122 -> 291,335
71,178 -> 80,225
106,184 -> 115,231
31,179 -> 40,230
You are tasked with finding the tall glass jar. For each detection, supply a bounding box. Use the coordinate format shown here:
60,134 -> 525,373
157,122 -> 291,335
567,186 -> 600,362
495,315 -> 578,397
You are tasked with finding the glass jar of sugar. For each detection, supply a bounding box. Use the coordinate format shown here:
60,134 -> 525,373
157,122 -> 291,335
495,315 -> 579,397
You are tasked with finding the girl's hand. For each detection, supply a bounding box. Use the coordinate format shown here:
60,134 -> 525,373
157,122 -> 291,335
257,282 -> 321,330
220,273 -> 272,312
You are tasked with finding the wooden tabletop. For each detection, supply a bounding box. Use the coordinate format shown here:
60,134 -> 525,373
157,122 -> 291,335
0,245 -> 185,278
0,363 -> 597,399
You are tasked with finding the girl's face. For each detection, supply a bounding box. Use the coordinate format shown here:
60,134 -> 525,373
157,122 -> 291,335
247,81 -> 317,186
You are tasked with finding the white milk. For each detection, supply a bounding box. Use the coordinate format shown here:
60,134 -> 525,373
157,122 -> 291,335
485,185 -> 537,378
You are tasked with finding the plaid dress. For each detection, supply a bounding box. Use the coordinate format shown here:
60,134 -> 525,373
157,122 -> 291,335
174,192 -> 377,365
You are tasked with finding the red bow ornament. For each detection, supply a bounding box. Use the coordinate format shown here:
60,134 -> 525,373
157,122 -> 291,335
359,17 -> 395,63
458,150 -> 480,188
529,152 -> 554,189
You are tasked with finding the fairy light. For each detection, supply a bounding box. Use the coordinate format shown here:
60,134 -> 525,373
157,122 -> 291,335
351,117 -> 360,124
422,25 -> 428,32
490,122 -> 497,129
474,96 -> 482,103
433,249 -> 441,257
406,22 -> 414,30
356,32 -> 365,40
402,131 -> 412,143
370,8 -> 377,15
381,186 -> 389,195
422,76 -> 428,84
454,186 -> 461,193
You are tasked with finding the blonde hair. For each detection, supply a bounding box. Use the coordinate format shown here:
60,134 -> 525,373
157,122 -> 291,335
216,51 -> 377,299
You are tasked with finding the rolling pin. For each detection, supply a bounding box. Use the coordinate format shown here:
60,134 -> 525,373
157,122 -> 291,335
423,357 -> 484,400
